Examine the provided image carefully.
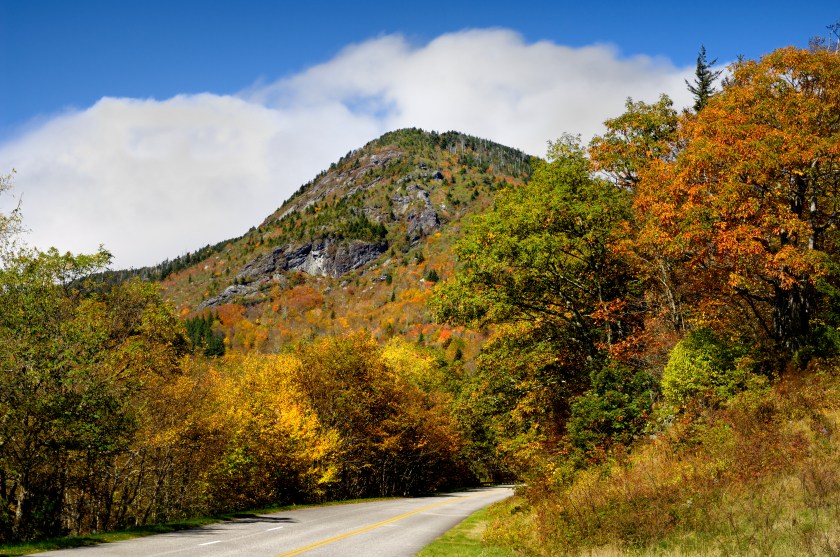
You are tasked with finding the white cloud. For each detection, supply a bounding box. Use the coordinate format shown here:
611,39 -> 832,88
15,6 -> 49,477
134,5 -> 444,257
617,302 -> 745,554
248,29 -> 693,154
0,29 -> 694,269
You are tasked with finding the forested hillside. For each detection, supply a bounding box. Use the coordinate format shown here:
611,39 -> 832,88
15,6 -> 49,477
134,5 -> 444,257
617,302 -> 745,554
1,44 -> 840,556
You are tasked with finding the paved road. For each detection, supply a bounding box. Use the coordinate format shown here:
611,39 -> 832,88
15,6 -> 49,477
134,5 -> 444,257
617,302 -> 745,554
39,486 -> 513,557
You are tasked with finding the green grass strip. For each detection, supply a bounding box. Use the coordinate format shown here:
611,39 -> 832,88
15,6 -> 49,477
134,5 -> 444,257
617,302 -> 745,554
0,518 -> 217,556
416,505 -> 516,557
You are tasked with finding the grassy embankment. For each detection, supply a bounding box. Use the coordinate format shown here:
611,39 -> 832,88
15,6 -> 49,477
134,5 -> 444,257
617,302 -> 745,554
481,358 -> 840,556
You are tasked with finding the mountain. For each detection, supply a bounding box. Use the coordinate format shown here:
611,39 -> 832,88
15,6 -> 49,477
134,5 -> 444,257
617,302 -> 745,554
133,128 -> 534,357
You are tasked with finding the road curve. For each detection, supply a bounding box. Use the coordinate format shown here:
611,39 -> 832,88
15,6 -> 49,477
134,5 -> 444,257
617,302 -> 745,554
38,486 -> 513,557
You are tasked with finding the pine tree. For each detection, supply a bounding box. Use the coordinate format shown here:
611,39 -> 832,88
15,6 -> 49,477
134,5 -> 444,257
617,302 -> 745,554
686,45 -> 722,112
185,312 -> 225,356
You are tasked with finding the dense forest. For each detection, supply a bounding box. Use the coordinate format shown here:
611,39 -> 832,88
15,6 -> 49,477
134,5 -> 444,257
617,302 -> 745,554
1,42 -> 840,556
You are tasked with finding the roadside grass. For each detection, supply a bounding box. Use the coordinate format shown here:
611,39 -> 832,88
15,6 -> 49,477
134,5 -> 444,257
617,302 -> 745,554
416,503 -> 516,557
0,498 -> 395,556
483,360 -> 840,556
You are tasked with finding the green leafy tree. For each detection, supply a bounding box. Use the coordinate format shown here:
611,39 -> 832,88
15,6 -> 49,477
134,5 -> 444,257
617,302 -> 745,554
0,172 -> 22,261
660,329 -> 750,410
589,95 -> 679,191
434,137 -> 642,468
435,136 -> 638,356
567,362 -> 658,460
0,247 -> 189,540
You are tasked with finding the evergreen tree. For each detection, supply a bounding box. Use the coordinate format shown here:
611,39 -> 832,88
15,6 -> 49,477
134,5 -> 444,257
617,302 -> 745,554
186,312 -> 225,357
686,45 -> 722,112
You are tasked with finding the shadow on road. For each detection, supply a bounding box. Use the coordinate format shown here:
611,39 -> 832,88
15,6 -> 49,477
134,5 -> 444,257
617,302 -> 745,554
227,515 -> 298,524
423,484 -> 517,498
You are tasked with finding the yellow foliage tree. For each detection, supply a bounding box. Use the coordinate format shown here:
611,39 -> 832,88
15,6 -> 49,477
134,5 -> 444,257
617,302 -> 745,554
204,353 -> 341,508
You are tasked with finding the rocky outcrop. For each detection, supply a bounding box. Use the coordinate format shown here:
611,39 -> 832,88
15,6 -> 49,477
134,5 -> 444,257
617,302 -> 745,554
199,238 -> 387,309
237,238 -> 388,282
406,204 -> 439,242
197,283 -> 261,310
392,184 -> 440,243
286,239 -> 388,277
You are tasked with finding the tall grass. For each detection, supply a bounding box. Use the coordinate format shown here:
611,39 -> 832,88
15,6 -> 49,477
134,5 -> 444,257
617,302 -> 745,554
486,359 -> 840,556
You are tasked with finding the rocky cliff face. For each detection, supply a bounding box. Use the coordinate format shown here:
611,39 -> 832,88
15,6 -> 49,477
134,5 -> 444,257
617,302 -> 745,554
197,238 -> 388,309
239,238 -> 388,280
395,183 -> 440,243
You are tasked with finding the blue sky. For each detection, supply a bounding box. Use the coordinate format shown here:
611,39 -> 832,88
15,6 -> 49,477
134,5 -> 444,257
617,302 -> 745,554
0,1 -> 837,268
3,1 -> 834,136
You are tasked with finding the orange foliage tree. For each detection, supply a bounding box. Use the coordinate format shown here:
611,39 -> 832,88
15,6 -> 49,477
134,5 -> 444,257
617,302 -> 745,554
589,94 -> 690,335
629,48 -> 840,352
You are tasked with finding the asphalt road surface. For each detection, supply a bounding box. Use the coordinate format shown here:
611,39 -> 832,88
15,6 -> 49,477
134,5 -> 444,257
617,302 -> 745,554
38,486 -> 514,557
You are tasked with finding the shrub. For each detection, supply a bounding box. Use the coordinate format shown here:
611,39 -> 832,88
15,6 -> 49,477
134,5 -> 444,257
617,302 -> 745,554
567,362 -> 657,459
661,328 -> 751,411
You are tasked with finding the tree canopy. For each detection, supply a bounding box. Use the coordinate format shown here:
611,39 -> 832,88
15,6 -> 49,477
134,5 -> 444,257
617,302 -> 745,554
634,47 -> 840,351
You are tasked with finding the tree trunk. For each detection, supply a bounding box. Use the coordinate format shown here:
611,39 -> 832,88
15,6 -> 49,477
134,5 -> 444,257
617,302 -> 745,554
12,482 -> 25,539
773,281 -> 814,352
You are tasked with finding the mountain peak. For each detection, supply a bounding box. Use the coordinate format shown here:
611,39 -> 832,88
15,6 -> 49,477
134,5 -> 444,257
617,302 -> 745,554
116,128 -> 534,353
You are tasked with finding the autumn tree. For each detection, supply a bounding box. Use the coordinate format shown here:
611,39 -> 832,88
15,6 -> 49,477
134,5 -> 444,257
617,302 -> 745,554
589,96 -> 689,332
634,47 -> 840,353
203,353 -> 340,509
0,175 -> 208,539
292,333 -> 467,498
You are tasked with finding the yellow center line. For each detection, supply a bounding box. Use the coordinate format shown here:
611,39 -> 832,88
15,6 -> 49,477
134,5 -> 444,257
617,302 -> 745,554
273,491 -> 489,557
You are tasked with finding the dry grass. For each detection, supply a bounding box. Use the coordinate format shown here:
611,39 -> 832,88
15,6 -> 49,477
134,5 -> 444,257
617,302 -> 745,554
486,359 -> 840,556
